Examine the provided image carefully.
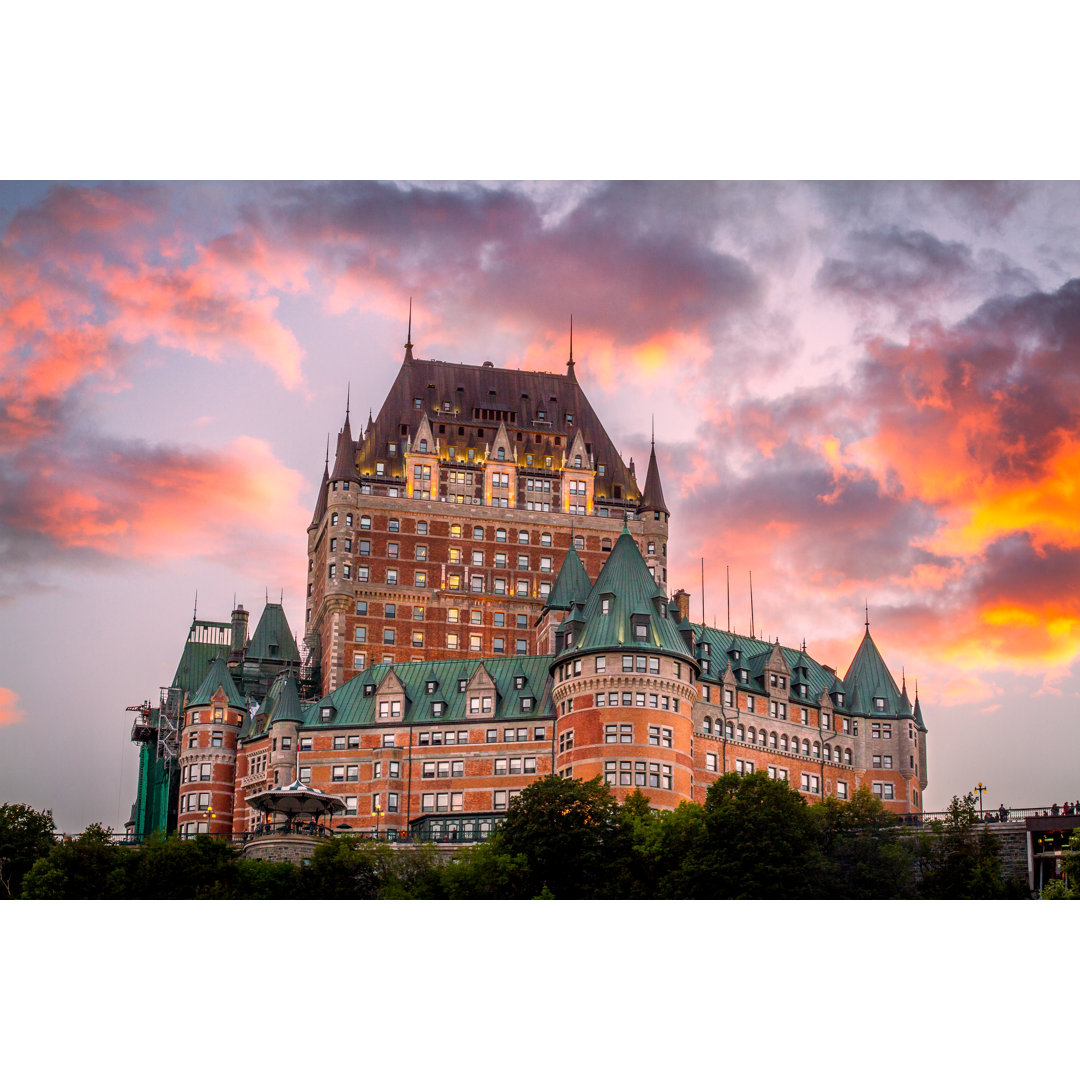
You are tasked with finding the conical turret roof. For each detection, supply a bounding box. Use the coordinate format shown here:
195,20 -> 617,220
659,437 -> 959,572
842,628 -> 902,715
330,401 -> 356,482
189,654 -> 246,709
264,674 -> 303,724
544,545 -> 592,611
913,690 -> 927,732
561,528 -> 693,659
310,455 -> 330,526
640,438 -> 668,514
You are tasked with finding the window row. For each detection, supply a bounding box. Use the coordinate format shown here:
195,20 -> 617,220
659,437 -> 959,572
596,692 -> 681,712
493,757 -> 538,775
182,763 -> 213,782
604,760 -> 673,790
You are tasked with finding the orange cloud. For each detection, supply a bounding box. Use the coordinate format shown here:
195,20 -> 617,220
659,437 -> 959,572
0,687 -> 26,727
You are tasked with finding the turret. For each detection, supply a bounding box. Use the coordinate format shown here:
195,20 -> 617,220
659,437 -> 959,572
177,656 -> 246,837
551,528 -> 699,808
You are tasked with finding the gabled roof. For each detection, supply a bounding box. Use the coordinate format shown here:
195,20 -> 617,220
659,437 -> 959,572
639,439 -> 668,514
842,629 -> 903,715
354,357 -> 641,502
560,528 -> 694,660
247,603 -> 301,664
189,654 -> 247,709
544,545 -> 592,611
294,655 -> 555,729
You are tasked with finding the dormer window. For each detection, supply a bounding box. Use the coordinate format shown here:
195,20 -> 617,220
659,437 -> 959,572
432,702 -> 445,717
413,398 -> 422,409
521,696 -> 534,712
426,681 -> 437,695
601,597 -> 612,615
514,675 -> 526,690
363,684 -> 375,697
458,679 -> 468,693
419,438 -> 428,451
874,696 -> 885,710
729,648 -> 741,661
574,455 -> 582,467
631,616 -> 649,641
498,447 -> 506,461
834,692 -> 845,707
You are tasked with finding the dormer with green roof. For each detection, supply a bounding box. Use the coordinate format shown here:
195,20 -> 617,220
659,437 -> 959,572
189,654 -> 247,712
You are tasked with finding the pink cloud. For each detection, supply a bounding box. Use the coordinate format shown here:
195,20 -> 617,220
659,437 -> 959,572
0,687 -> 26,727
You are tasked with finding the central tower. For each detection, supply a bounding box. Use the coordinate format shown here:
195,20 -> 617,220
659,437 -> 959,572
304,329 -> 670,695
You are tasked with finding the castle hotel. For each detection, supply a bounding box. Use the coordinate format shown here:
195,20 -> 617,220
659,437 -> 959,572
128,327 -> 929,843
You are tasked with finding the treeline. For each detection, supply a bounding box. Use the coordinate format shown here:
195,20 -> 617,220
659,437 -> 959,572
1,774 -> 1040,900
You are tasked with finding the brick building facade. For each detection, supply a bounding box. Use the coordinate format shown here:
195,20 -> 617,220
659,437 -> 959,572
133,331 -> 929,841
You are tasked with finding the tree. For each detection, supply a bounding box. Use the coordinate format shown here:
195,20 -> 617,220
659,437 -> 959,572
474,775 -> 622,899
917,794 -> 1026,899
692,771 -> 827,899
812,787 -> 914,899
21,824 -> 130,899
0,803 -> 56,900
1041,830 -> 1080,899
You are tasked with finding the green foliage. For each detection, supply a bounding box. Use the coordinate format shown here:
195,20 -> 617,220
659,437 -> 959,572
693,771 -> 827,898
22,823 -> 130,899
811,787 -> 915,899
297,836 -> 445,899
1040,830 -> 1080,899
483,774 -> 623,898
917,794 -> 1022,899
0,803 -> 56,900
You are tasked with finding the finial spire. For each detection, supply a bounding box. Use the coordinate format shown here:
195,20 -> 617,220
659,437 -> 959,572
345,383 -> 351,424
193,590 -> 198,621
404,299 -> 415,362
566,315 -> 576,381
651,414 -> 655,448
865,599 -> 870,631
325,434 -> 330,469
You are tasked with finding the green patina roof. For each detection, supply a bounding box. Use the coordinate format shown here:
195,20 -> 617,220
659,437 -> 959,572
560,529 -> 694,660
291,654 -> 555,731
169,622 -> 232,695
843,629 -> 903,716
544,544 -> 592,611
691,625 -> 839,703
914,693 -> 927,732
189,654 -> 247,709
247,603 -> 301,664
243,673 -> 303,738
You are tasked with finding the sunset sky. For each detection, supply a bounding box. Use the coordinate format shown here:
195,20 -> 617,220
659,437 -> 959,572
2,180 -> 1079,830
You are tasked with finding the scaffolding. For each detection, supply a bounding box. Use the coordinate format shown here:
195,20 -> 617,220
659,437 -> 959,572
157,685 -> 184,764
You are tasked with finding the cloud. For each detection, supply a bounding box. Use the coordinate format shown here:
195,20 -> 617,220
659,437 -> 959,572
0,432 -> 309,594
0,687 -> 26,726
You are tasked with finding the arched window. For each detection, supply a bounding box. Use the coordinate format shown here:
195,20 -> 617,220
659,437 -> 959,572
844,748 -> 852,765
726,721 -> 734,739
497,446 -> 505,460
737,725 -> 745,741
345,513 -> 353,527
802,740 -> 810,756
419,439 -> 428,452
813,742 -> 821,758
780,735 -> 788,752
759,730 -> 767,746
331,512 -> 338,526
748,727 -> 756,744
703,718 -> 712,733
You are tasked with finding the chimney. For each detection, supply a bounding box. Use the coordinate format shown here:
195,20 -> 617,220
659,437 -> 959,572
672,589 -> 691,622
230,604 -> 249,661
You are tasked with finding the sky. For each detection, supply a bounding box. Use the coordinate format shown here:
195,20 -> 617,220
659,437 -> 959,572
2,179 -> 1079,830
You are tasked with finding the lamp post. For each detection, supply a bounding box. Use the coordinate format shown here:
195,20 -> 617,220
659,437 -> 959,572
974,782 -> 987,815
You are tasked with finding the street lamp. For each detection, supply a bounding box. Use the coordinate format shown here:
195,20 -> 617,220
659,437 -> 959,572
974,782 -> 988,815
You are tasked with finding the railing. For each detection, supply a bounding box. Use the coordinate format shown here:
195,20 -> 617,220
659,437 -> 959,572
901,805 -> 1080,825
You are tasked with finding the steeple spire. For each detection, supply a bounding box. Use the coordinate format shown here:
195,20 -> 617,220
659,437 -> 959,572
345,382 -> 350,424
404,298 -> 415,362
566,315 -> 577,381
640,427 -> 669,516
865,600 -> 870,632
